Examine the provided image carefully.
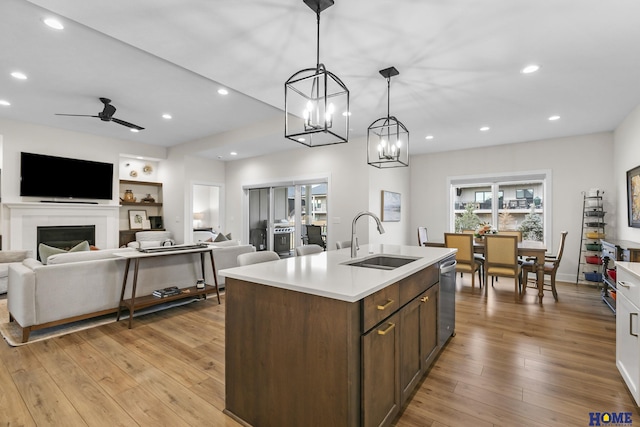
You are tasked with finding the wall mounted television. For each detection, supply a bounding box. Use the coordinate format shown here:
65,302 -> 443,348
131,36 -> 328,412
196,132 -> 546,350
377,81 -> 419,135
20,152 -> 114,200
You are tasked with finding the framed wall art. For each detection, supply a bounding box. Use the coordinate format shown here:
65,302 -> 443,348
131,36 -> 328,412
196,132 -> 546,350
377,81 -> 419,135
129,209 -> 148,230
381,190 -> 401,222
628,165 -> 640,227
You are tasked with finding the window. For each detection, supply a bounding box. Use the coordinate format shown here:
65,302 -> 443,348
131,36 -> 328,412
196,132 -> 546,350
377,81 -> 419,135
449,171 -> 551,245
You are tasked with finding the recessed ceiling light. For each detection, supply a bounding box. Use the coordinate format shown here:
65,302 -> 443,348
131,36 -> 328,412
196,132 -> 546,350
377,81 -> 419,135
43,18 -> 64,30
425,135 -> 434,140
130,129 -> 139,133
548,115 -> 560,121
218,88 -> 229,95
0,100 -> 11,106
162,113 -> 172,119
297,137 -> 306,142
230,152 -> 238,156
480,126 -> 490,132
521,64 -> 540,74
342,111 -> 351,117
11,71 -> 27,80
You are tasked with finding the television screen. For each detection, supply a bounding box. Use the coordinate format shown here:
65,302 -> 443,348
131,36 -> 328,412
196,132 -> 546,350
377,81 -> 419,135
20,152 -> 114,200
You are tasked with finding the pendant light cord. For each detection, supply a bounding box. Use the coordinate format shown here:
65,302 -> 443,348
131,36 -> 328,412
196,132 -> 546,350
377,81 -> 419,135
316,9 -> 321,69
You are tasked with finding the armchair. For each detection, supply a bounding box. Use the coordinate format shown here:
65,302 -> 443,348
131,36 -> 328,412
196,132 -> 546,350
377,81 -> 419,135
301,225 -> 326,249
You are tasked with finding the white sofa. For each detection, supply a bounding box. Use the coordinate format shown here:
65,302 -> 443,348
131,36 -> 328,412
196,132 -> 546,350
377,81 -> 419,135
8,242 -> 254,342
0,250 -> 32,294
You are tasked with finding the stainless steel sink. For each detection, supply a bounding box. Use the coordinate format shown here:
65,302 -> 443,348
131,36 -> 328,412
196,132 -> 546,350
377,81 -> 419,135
344,255 -> 420,270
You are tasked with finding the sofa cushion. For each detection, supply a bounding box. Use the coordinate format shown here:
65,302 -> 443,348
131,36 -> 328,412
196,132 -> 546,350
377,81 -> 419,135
39,240 -> 90,265
47,248 -> 134,265
213,232 -> 228,242
0,250 -> 31,263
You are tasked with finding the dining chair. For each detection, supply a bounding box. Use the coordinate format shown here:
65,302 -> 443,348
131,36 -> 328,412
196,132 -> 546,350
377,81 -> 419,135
483,234 -> 522,300
237,251 -> 280,266
497,230 -> 522,242
295,244 -> 324,256
521,231 -> 568,301
444,233 -> 483,289
417,227 -> 428,246
336,240 -> 351,249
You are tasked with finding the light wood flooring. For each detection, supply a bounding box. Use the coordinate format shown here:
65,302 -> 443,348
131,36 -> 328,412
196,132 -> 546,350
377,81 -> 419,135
0,276 -> 637,426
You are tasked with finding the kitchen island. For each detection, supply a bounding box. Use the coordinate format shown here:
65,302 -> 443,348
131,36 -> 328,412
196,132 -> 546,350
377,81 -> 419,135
220,244 -> 456,427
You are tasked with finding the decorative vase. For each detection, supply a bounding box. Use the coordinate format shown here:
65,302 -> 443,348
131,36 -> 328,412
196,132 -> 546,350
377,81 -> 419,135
474,237 -> 484,244
123,189 -> 136,202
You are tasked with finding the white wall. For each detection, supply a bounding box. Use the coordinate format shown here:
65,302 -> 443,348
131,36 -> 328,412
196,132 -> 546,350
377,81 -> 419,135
614,104 -> 640,242
0,118 -> 168,247
410,132 -> 615,283
224,136 -> 411,251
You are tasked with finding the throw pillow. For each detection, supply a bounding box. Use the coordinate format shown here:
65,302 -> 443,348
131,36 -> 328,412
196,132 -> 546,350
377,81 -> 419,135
226,233 -> 232,240
214,233 -> 228,242
39,240 -> 90,265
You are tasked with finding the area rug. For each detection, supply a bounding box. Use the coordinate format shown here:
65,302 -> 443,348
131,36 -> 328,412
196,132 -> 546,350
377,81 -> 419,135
0,297 -> 202,347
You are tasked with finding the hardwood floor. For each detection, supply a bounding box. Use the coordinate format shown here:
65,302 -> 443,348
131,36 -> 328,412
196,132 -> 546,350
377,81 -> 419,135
0,276 -> 637,426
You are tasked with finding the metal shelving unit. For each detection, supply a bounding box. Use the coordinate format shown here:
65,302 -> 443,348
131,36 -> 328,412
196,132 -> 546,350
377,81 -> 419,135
576,191 -> 606,288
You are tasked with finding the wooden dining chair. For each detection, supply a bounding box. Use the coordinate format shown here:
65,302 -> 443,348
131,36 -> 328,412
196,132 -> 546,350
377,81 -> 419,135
497,230 -> 522,242
483,234 -> 522,300
521,231 -> 568,301
444,233 -> 483,289
417,227 -> 428,246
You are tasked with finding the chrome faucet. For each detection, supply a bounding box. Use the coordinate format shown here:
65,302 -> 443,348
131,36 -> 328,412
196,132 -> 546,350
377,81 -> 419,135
351,211 -> 385,257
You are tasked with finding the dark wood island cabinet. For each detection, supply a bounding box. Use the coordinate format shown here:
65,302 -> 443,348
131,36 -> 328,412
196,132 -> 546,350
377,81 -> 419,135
221,245 -> 455,427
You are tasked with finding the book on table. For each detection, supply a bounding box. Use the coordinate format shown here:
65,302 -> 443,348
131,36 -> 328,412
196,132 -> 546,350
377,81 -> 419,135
152,286 -> 182,298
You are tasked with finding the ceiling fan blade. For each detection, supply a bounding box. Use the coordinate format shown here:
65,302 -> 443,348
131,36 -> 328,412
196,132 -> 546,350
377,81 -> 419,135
55,114 -> 100,117
112,117 -> 145,131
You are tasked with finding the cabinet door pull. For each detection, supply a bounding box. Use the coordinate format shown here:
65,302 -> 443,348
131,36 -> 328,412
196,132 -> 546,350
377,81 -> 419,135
377,322 -> 396,335
631,313 -> 638,337
619,281 -> 630,288
377,299 -> 394,310
421,296 -> 429,303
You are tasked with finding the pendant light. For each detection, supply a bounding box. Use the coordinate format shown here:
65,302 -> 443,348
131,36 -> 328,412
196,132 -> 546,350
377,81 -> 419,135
367,66 -> 409,168
284,0 -> 349,147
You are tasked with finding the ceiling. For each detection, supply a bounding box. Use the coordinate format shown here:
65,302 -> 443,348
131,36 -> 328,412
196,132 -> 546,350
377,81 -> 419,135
2,0 -> 640,161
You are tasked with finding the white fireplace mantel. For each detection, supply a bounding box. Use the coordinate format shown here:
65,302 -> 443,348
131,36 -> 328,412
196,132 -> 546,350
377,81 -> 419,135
5,202 -> 120,254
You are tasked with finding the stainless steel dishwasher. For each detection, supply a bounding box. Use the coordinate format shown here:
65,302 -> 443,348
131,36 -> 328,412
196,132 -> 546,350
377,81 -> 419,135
439,257 -> 457,346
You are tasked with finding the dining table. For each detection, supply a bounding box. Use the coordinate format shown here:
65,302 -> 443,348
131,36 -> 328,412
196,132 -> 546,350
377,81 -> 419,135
424,239 -> 548,302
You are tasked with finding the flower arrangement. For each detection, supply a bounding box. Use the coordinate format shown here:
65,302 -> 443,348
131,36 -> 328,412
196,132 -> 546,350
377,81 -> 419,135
474,223 -> 497,238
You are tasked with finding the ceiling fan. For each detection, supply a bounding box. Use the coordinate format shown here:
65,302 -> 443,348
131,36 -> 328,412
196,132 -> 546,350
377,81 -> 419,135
55,97 -> 144,131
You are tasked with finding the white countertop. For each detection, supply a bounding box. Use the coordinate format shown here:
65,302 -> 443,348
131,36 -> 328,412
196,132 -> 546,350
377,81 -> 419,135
615,261 -> 640,279
220,244 -> 457,302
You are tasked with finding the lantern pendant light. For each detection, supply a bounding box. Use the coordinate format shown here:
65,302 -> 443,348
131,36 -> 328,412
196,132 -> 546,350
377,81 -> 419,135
367,66 -> 409,168
284,0 -> 350,147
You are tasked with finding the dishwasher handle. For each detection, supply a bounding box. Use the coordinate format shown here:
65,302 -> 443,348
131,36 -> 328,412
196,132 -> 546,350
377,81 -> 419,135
440,259 -> 457,274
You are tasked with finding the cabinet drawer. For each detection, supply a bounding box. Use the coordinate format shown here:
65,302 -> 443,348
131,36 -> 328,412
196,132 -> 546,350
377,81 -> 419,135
362,282 -> 400,332
399,264 -> 438,306
618,268 -> 640,306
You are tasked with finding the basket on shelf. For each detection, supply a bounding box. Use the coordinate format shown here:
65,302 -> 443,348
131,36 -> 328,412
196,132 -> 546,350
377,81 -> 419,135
585,211 -> 605,217
586,243 -> 602,251
586,231 -> 605,239
585,255 -> 602,265
584,271 -> 603,282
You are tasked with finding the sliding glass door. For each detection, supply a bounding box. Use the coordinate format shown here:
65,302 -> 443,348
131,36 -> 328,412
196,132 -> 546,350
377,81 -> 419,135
247,180 -> 327,257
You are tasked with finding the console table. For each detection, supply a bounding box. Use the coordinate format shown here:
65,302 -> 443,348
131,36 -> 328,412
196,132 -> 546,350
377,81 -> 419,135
115,246 -> 220,328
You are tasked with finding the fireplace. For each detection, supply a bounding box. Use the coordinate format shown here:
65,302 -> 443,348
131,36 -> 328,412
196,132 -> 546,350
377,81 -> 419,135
36,225 -> 96,260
